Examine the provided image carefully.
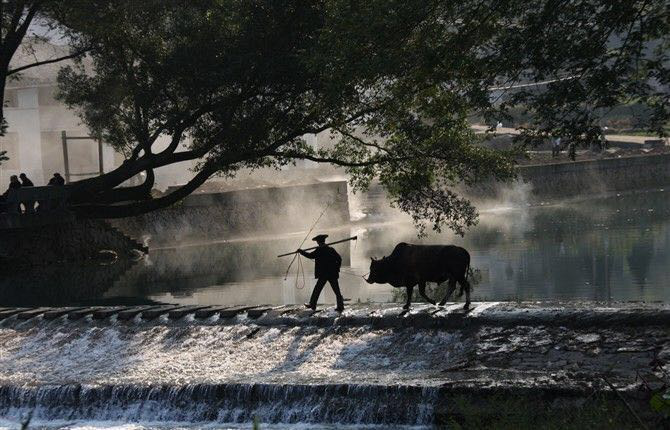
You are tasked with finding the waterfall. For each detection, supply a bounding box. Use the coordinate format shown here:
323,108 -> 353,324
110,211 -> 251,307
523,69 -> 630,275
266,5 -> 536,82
0,316 -> 467,427
0,383 -> 439,426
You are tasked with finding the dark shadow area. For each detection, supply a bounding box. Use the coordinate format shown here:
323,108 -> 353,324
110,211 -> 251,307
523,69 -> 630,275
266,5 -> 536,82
0,258 -> 137,307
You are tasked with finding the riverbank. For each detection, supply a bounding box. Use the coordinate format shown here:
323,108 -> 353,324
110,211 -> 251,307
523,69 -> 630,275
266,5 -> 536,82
1,302 -> 667,427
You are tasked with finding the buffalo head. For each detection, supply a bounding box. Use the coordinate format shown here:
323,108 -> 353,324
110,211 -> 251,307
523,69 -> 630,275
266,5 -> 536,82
365,256 -> 387,284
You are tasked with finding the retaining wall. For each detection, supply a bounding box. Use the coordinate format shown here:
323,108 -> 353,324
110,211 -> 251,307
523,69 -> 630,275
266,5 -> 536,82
469,153 -> 670,200
111,181 -> 350,246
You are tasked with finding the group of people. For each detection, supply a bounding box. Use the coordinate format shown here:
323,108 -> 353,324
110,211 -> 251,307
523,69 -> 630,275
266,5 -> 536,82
0,172 -> 66,212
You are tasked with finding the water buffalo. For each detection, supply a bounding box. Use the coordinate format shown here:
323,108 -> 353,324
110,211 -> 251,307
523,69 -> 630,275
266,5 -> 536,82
365,242 -> 471,310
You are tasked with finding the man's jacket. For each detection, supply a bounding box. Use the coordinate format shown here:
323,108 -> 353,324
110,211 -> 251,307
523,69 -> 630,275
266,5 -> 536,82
299,246 -> 342,279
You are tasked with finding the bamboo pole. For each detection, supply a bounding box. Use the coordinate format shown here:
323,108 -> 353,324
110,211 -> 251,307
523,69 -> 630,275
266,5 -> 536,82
277,236 -> 357,257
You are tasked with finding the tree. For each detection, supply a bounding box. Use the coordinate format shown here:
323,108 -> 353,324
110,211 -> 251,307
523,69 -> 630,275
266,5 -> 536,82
54,0 -> 669,234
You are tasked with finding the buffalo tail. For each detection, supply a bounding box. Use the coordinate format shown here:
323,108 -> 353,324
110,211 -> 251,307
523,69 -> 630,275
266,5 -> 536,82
457,261 -> 471,298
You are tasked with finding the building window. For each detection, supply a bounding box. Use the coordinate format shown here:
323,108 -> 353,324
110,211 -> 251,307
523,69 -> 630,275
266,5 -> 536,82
0,132 -> 20,170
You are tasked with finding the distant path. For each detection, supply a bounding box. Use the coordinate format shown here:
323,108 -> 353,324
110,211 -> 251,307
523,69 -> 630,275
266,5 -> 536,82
471,124 -> 666,144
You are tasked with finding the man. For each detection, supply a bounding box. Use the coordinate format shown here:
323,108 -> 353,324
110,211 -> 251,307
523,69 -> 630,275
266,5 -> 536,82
19,173 -> 33,187
18,173 -> 34,213
298,234 -> 344,312
3,175 -> 21,196
0,175 -> 21,213
48,173 -> 65,186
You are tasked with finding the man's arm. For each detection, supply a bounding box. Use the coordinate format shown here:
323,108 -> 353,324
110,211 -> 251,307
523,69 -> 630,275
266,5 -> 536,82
298,249 -> 317,259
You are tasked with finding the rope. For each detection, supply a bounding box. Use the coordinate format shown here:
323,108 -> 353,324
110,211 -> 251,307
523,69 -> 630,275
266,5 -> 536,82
283,200 -> 334,288
294,252 -> 306,289
339,268 -> 370,279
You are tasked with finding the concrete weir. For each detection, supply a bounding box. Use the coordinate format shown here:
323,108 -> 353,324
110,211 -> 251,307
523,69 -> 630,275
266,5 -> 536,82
1,302 -> 668,427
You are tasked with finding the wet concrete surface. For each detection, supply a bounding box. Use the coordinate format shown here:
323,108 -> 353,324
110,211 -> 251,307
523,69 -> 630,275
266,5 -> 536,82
0,301 -> 667,395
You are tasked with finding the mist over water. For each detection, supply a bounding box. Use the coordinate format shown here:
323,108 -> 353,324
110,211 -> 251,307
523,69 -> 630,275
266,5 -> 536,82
3,185 -> 670,307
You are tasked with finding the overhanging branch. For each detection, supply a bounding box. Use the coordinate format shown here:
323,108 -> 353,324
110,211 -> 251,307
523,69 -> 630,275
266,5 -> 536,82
7,48 -> 91,76
72,164 -> 215,219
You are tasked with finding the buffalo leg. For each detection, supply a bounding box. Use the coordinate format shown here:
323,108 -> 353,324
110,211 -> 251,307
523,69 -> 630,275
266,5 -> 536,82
459,278 -> 471,309
403,285 -> 414,310
418,282 -> 436,305
439,279 -> 457,306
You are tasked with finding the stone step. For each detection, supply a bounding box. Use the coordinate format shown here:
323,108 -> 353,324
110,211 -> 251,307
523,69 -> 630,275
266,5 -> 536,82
117,306 -> 159,321
193,306 -> 232,319
42,307 -> 85,320
67,307 -> 100,320
0,308 -> 29,320
259,306 -> 296,319
141,305 -> 182,320
246,305 -> 275,319
17,307 -> 52,320
167,305 -> 210,319
218,305 -> 257,318
92,307 -> 125,320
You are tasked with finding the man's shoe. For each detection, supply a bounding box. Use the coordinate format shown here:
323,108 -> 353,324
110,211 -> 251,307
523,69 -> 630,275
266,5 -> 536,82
304,303 -> 316,310
336,307 -> 344,313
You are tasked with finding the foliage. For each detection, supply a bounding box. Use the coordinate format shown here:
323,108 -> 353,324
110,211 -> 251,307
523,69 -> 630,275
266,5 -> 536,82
49,0 -> 669,233
644,351 -> 670,420
650,390 -> 670,416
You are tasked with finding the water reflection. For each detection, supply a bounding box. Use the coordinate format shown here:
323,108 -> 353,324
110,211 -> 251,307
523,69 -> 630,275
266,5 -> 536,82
0,258 -> 138,306
3,188 -> 670,307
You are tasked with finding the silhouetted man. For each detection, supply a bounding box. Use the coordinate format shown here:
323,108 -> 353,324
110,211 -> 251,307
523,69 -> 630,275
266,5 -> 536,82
0,175 -> 21,212
299,234 -> 344,312
48,173 -> 65,186
19,173 -> 33,187
18,173 -> 34,213
4,175 -> 21,196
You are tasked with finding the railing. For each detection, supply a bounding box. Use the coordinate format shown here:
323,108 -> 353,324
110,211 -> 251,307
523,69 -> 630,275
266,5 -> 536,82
0,186 -> 74,229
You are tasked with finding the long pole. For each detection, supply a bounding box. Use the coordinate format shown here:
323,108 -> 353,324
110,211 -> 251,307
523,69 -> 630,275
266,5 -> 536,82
277,236 -> 357,258
98,139 -> 104,176
61,130 -> 70,184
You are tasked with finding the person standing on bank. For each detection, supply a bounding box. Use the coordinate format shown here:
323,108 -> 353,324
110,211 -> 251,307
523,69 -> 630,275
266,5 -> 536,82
19,173 -> 33,187
298,234 -> 344,312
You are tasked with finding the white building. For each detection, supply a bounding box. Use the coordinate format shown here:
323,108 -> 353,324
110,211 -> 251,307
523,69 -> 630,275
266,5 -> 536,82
0,40 -> 120,190
0,40 -> 199,192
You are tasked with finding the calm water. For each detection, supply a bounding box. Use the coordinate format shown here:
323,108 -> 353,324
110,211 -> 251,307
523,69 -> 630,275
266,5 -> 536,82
3,187 -> 670,307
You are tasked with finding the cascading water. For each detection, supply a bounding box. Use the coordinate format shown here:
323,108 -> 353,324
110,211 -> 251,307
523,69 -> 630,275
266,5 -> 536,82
0,314 -> 468,428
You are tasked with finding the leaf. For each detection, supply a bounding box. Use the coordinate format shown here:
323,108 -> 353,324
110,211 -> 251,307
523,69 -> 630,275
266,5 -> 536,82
650,391 -> 670,415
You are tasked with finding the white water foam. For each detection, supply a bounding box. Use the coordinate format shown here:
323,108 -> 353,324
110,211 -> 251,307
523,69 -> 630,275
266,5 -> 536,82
0,317 -> 467,427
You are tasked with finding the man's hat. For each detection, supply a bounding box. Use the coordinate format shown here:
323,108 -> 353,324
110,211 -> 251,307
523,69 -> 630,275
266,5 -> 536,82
312,234 -> 328,242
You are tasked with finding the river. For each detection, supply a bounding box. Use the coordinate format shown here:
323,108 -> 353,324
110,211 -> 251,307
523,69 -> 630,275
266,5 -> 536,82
2,187 -> 670,307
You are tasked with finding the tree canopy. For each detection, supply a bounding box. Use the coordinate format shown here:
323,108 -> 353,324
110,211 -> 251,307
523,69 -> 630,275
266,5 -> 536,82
28,0 -> 670,233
